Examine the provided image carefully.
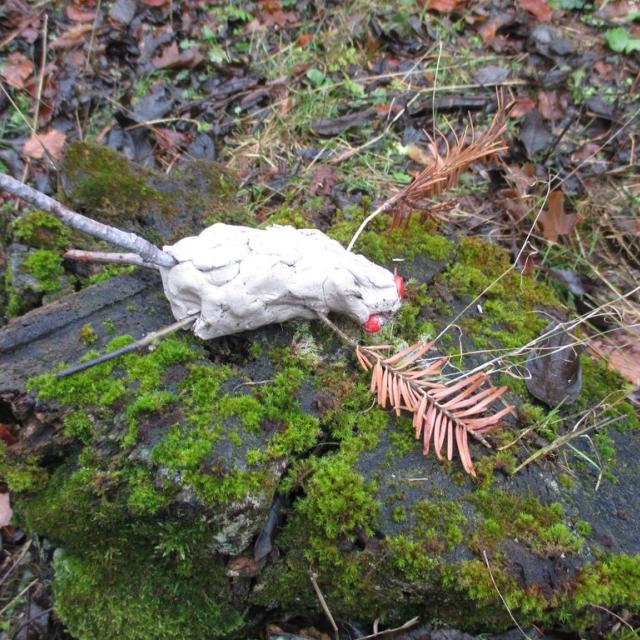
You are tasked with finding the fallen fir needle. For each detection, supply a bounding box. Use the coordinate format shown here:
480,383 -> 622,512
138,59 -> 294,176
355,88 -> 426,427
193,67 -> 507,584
54,314 -> 198,378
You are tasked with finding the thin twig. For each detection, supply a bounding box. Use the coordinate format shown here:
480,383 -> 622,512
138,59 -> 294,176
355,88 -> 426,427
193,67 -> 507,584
54,314 -> 198,378
590,604 -> 638,634
10,606 -> 54,640
0,173 -> 176,268
32,14 -> 48,131
309,572 -> 338,635
0,540 -> 32,588
482,550 -> 534,640
64,250 -> 152,267
359,616 -> 420,640
0,579 -> 38,617
84,0 -> 101,72
315,312 -> 359,349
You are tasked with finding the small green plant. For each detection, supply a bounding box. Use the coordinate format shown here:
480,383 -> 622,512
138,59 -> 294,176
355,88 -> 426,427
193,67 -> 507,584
605,27 -> 640,54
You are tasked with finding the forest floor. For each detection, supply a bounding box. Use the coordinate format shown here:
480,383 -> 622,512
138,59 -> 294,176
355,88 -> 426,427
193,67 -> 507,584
0,0 -> 639,638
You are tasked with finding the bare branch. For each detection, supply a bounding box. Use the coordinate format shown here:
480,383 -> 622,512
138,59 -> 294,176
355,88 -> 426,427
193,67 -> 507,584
0,172 -> 176,268
64,250 -> 154,267
55,314 -> 197,378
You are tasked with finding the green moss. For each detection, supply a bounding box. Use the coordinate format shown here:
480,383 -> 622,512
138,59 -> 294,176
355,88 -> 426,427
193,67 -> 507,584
294,455 -> 379,546
329,212 -> 453,264
23,249 -> 65,293
126,468 -> 169,515
12,210 -> 68,249
0,443 -> 47,492
61,144 -> 245,243
18,456 -> 242,639
263,207 -> 311,228
53,552 -> 243,640
79,324 -> 98,345
470,489 -> 583,555
86,264 -> 136,286
61,143 -> 160,219
63,410 -> 93,443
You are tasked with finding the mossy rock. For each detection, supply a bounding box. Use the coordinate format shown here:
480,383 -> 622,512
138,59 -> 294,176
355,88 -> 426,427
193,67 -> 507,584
1,203 -> 638,638
59,142 -> 252,245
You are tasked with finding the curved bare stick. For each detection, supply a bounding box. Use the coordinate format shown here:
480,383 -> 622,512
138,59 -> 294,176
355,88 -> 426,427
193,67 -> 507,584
0,172 -> 176,268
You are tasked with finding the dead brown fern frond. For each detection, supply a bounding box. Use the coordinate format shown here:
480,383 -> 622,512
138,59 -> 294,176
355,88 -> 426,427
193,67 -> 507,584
356,342 -> 514,477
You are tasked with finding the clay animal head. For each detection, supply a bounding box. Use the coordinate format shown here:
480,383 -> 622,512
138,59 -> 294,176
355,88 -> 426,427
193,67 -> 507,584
160,223 -> 403,340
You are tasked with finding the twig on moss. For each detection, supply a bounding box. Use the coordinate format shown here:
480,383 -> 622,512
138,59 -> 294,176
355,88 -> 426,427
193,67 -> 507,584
309,572 -> 338,635
482,550 -> 535,640
0,173 -> 176,268
54,314 -> 197,379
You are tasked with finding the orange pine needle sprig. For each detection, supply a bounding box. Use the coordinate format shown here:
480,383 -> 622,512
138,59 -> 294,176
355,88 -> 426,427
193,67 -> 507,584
356,342 -> 514,477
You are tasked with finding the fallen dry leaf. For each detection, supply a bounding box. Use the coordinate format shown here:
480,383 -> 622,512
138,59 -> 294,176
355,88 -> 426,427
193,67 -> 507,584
518,0 -> 553,22
539,190 -> 578,243
153,128 -> 187,151
571,142 -> 602,163
297,33 -> 314,47
0,52 -> 34,89
23,129 -> 67,160
309,166 -> 339,196
588,333 -> 640,388
0,493 -> 12,528
537,90 -> 563,120
142,0 -> 169,5
424,0 -> 462,12
502,163 -> 536,196
66,5 -> 97,21
225,555 -> 260,577
50,23 -> 93,49
510,96 -> 536,118
152,42 -> 204,69
0,424 -> 17,446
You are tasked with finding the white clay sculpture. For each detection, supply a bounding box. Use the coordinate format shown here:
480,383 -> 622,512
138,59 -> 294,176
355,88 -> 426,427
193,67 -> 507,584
160,223 -> 403,339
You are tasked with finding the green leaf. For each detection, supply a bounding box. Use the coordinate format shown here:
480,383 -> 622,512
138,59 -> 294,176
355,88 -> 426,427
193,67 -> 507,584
605,27 -> 640,53
392,171 -> 413,185
606,27 -> 629,52
305,68 -> 326,86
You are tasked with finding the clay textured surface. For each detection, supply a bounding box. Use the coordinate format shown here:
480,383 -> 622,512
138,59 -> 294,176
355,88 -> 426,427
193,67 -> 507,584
160,223 -> 401,339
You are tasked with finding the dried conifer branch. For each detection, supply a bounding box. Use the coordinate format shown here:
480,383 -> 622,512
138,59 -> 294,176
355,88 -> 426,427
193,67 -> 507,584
347,98 -> 509,251
0,172 -> 176,268
358,342 -> 513,477
391,107 -> 508,228
316,313 -> 513,477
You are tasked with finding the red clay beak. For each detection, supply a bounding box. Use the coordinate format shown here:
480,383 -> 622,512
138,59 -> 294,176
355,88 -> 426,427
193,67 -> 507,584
394,274 -> 405,300
362,314 -> 382,333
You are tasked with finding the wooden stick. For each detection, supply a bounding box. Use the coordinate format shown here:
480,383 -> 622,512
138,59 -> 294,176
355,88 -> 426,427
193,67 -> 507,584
54,314 -> 197,378
0,173 -> 176,268
64,249 -> 153,267
309,572 -> 338,635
